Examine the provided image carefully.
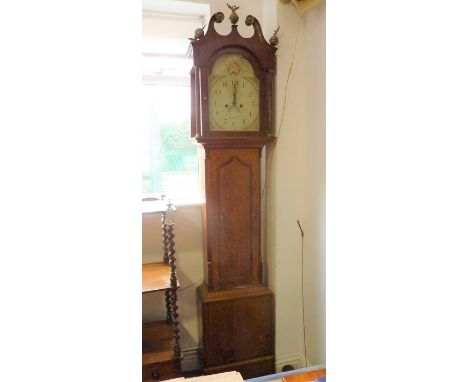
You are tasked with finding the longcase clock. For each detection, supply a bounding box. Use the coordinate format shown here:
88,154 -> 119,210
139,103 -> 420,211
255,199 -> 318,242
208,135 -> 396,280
190,5 -> 279,378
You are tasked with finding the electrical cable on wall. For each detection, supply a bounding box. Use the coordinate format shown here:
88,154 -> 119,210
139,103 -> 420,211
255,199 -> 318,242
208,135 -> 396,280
297,219 -> 308,367
261,28 -> 300,201
276,32 -> 299,141
179,278 -> 204,292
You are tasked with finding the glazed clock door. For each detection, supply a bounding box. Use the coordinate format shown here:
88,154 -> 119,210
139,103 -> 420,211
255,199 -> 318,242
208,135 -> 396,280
208,54 -> 260,132
205,148 -> 261,290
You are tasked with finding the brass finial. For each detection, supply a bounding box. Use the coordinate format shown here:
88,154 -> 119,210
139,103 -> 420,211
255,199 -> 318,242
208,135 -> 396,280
227,3 -> 240,25
194,26 -> 205,40
269,26 -> 280,46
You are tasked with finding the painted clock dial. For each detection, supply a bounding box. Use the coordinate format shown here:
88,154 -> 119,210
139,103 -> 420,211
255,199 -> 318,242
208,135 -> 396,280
208,54 -> 260,131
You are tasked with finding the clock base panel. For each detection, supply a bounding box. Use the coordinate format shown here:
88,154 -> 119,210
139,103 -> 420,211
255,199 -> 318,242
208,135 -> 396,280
197,283 -> 275,379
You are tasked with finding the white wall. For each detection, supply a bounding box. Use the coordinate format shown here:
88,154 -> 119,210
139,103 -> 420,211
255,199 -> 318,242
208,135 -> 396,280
262,0 -> 325,369
303,1 -> 326,366
142,0 -> 326,371
264,0 -> 308,368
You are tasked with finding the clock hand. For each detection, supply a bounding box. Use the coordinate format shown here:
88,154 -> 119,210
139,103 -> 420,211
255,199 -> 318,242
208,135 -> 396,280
232,80 -> 238,106
228,81 -> 240,112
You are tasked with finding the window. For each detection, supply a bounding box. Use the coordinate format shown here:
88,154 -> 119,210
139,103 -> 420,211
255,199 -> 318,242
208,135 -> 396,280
142,69 -> 197,200
142,1 -> 210,201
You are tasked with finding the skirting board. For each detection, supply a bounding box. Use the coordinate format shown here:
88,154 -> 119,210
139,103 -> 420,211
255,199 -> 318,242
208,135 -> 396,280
275,353 -> 306,372
181,348 -> 323,374
181,347 -> 201,372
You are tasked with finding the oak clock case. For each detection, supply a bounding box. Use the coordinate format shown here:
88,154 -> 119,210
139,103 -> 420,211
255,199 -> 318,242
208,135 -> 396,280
190,5 -> 278,379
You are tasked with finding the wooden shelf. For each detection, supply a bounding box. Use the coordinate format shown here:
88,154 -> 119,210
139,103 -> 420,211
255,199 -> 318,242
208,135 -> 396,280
142,262 -> 179,293
142,208 -> 180,381
143,321 -> 177,366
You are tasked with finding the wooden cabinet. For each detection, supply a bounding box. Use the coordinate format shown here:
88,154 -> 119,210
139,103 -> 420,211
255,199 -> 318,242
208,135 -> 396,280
142,204 -> 180,382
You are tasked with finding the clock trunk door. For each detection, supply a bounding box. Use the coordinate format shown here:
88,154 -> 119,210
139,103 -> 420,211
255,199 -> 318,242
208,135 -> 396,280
205,148 -> 261,290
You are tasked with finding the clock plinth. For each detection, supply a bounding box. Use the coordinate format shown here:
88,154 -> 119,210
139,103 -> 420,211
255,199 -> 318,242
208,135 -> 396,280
197,283 -> 275,379
191,6 -> 277,377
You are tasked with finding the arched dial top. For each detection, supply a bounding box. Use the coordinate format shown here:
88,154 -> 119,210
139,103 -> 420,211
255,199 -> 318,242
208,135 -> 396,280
209,54 -> 259,132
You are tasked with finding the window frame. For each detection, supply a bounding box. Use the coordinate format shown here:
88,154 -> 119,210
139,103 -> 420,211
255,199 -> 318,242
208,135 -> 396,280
142,1 -> 210,208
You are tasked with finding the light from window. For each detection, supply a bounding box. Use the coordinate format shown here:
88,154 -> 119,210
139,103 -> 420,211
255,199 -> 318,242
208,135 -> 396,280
142,83 -> 199,200
142,1 -> 208,202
